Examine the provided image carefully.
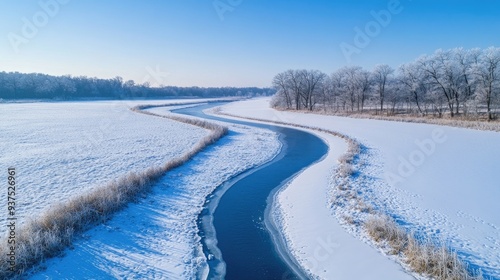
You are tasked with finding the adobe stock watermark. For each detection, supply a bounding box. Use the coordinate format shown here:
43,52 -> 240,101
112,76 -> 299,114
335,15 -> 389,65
281,233 -> 340,279
385,128 -> 447,186
7,0 -> 70,53
213,0 -> 243,21
339,0 -> 409,63
307,234 -> 340,269
142,65 -> 170,87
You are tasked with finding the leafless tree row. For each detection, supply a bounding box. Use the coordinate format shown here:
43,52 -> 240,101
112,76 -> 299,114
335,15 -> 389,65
272,47 -> 500,120
271,69 -> 327,110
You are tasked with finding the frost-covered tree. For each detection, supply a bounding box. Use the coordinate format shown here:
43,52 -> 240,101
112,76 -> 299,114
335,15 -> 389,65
271,69 -> 327,111
454,48 -> 480,115
474,47 -> 500,120
417,51 -> 458,116
385,78 -> 404,115
299,69 -> 327,110
329,70 -> 348,111
0,72 -> 272,100
372,64 -> 394,111
273,47 -> 500,119
399,62 -> 427,115
356,69 -> 372,111
271,71 -> 293,109
339,66 -> 362,111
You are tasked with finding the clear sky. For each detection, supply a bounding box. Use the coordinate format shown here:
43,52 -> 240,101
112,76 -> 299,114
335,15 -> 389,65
1,0 -> 499,87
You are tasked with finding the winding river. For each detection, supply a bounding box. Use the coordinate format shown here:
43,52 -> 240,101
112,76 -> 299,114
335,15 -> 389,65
174,103 -> 328,280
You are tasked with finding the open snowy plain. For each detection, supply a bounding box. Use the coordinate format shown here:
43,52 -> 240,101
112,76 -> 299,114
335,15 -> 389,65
0,100 -> 213,237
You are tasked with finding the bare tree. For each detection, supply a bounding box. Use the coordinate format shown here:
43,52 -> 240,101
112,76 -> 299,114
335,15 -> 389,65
419,50 -> 471,117
339,66 -> 362,111
474,47 -> 500,120
372,64 -> 394,112
288,70 -> 304,110
332,66 -> 372,112
399,62 -> 426,115
271,69 -> 327,111
271,47 -> 500,120
330,70 -> 348,111
272,71 -> 293,109
385,78 -> 404,115
454,48 -> 480,115
299,70 -> 327,111
321,75 -> 335,111
356,69 -> 372,112
271,69 -> 303,110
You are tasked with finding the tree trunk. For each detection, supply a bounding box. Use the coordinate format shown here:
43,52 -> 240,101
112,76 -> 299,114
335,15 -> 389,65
487,82 -> 493,120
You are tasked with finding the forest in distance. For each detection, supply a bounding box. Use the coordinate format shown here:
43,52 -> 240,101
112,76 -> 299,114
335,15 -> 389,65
272,47 -> 500,120
0,71 -> 274,101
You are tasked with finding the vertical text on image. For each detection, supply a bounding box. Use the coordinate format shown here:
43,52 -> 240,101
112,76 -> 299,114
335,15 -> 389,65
7,167 -> 17,272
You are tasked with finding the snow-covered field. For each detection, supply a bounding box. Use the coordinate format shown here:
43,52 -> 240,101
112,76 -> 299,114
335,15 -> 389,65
0,100 -> 217,237
16,102 -> 280,278
220,98 -> 500,279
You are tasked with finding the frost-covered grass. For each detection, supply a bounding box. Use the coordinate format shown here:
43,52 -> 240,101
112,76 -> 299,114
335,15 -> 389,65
289,109 -> 500,132
0,101 -> 228,279
132,104 -> 227,131
365,215 -> 483,280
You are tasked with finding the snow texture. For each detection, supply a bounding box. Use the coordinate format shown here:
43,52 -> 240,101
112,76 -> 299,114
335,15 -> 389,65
220,98 -> 500,279
26,102 -> 280,279
0,100 -> 215,237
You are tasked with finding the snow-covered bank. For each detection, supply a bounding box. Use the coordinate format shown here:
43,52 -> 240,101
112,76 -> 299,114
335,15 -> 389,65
0,100 -> 211,237
219,98 -> 500,279
29,104 -> 281,279
272,130 -> 414,279
3,102 -> 230,279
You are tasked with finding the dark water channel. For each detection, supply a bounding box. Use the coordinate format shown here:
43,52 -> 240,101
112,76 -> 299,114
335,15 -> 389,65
173,103 -> 328,280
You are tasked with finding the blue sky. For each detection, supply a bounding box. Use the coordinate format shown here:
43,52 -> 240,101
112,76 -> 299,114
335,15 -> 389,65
1,0 -> 499,87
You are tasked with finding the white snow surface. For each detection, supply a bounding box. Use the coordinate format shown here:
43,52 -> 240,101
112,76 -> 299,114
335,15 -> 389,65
220,98 -> 500,279
0,100 -> 213,237
28,103 -> 281,279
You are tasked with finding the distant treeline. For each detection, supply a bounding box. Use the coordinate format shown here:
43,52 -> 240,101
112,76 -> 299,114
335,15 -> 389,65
272,47 -> 500,120
0,71 -> 274,100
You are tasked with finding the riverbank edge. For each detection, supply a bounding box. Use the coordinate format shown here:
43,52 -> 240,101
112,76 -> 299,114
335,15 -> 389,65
214,99 -> 484,279
206,108 -> 335,279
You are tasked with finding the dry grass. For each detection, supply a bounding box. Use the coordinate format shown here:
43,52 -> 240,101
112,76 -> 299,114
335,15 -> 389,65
337,139 -> 360,178
365,216 -> 409,254
365,216 -> 483,280
338,153 -> 353,164
296,109 -> 500,132
354,199 -> 374,214
342,215 -> 357,225
336,182 -> 349,191
338,164 -> 355,178
0,104 -> 228,279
